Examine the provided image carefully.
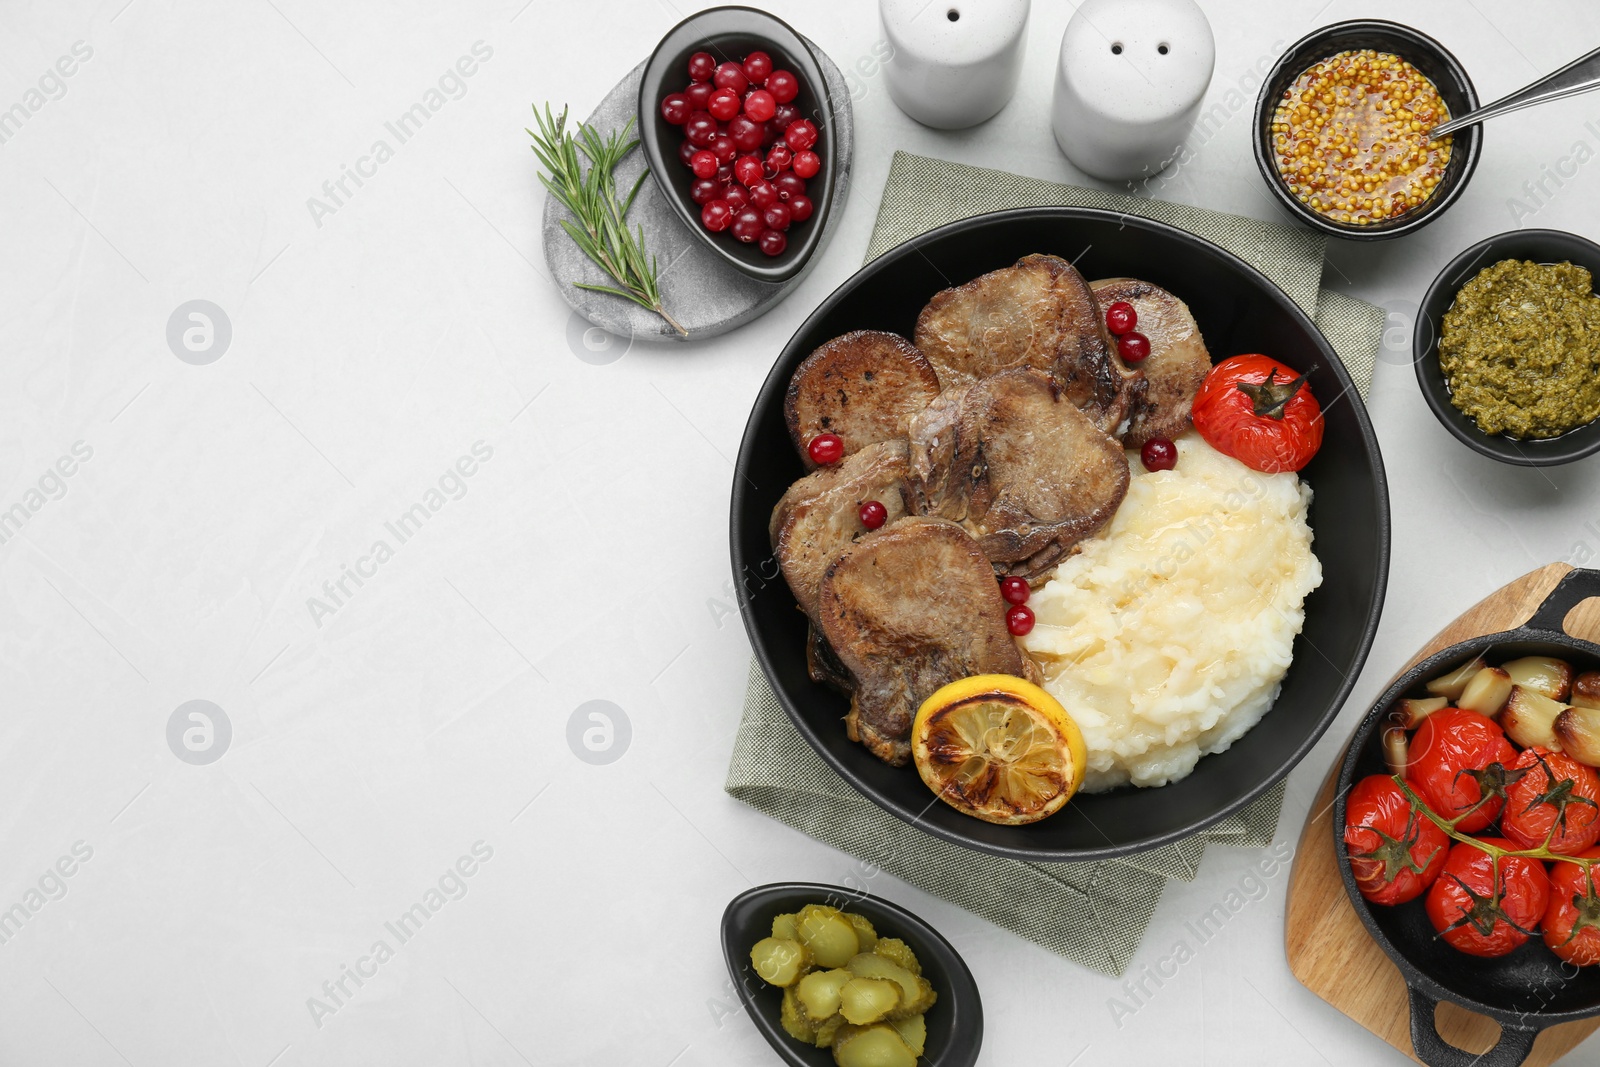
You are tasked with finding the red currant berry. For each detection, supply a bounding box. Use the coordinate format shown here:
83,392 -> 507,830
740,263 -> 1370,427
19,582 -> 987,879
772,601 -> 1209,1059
724,184 -> 750,211
1117,331 -> 1151,363
1006,604 -> 1035,636
701,199 -> 733,232
1000,576 -> 1030,605
766,143 -> 793,172
744,89 -> 777,122
684,112 -> 719,147
689,177 -> 720,206
660,93 -> 690,125
708,87 -> 741,122
787,194 -> 814,222
677,139 -> 700,167
772,103 -> 801,131
784,119 -> 818,151
858,500 -> 888,529
808,433 -> 844,465
743,50 -> 773,85
688,52 -> 716,82
763,202 -> 791,231
767,69 -> 799,103
772,172 -> 806,200
734,154 -> 764,187
1105,300 -> 1137,335
731,208 -> 764,243
714,61 -> 748,94
726,114 -> 763,153
684,81 -> 714,110
689,150 -> 718,179
791,150 -> 821,179
748,179 -> 778,209
710,134 -> 736,163
759,228 -> 787,256
1140,438 -> 1178,472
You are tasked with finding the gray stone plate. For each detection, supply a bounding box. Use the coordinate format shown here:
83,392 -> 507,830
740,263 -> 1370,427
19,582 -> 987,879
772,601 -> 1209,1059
539,38 -> 853,343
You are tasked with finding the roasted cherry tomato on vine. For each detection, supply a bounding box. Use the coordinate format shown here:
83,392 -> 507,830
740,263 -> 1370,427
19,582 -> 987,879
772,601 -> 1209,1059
1544,850 -> 1600,966
1409,707 -> 1518,833
1425,838 -> 1549,958
1503,748 -> 1600,855
1344,774 -> 1449,905
1192,354 -> 1324,473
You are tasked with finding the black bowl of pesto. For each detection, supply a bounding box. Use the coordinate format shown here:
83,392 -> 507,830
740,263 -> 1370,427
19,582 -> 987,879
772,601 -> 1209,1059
1416,228 -> 1600,467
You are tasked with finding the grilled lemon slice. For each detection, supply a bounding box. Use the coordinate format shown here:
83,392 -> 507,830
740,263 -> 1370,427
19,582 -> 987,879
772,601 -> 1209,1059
911,675 -> 1086,825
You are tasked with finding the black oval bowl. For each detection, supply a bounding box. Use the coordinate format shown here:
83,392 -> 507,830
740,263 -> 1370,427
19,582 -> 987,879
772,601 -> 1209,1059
730,206 -> 1391,861
1333,569 -> 1600,1067
1252,20 -> 1481,241
1415,228 -> 1600,467
721,882 -> 983,1067
637,6 -> 838,284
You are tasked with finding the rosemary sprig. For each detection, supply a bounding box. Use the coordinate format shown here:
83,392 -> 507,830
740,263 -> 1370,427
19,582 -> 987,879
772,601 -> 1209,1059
529,103 -> 685,337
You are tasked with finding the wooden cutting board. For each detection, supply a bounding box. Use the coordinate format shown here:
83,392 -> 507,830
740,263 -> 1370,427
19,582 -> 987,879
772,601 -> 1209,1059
1286,562 -> 1600,1065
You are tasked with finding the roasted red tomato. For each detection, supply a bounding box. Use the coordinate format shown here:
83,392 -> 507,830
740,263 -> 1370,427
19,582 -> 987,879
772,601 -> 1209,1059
1503,748 -> 1600,855
1425,838 -> 1549,957
1544,850 -> 1600,966
1410,707 -> 1518,833
1344,773 -> 1450,905
1192,354 -> 1324,473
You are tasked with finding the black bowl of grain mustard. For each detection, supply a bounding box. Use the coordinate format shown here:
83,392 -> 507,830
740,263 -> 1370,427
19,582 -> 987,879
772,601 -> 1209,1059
1416,228 -> 1600,467
1253,20 -> 1480,240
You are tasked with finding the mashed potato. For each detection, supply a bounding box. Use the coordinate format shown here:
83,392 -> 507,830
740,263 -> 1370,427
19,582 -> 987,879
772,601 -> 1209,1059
1020,431 -> 1321,791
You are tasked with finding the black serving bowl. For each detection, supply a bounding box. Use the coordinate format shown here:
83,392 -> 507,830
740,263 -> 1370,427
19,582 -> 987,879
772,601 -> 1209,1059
1416,228 -> 1600,467
637,6 -> 838,284
730,206 -> 1391,861
1253,20 -> 1481,241
1334,569 -> 1600,1067
721,882 -> 982,1067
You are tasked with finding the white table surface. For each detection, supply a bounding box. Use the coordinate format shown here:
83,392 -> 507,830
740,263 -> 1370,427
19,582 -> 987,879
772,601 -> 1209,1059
5,0 -> 1600,1063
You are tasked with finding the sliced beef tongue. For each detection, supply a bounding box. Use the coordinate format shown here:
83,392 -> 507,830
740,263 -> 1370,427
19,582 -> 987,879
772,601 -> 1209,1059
912,253 -> 1144,434
816,517 -> 1032,766
1091,277 -> 1212,448
785,330 -> 943,467
915,368 -> 1130,579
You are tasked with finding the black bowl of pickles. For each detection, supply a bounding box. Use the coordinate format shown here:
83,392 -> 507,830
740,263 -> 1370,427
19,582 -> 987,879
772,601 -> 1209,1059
721,883 -> 982,1067
1416,229 -> 1600,467
1252,20 -> 1481,240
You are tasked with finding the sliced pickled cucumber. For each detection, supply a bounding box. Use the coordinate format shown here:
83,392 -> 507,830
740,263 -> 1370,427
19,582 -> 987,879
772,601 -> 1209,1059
814,1013 -> 845,1049
839,977 -> 901,1025
797,968 -> 853,1022
781,986 -> 816,1042
797,905 -> 861,968
771,912 -> 799,941
831,1023 -> 918,1067
751,936 -> 811,987
871,937 -> 920,976
844,911 -> 877,953
889,1013 -> 926,1057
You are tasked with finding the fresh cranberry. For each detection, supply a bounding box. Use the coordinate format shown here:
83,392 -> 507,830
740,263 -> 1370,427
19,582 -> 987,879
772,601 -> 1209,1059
858,500 -> 888,529
759,229 -> 787,256
1006,604 -> 1035,636
787,194 -> 813,222
689,177 -> 720,206
766,143 -> 793,173
677,139 -> 700,167
763,202 -> 791,231
734,154 -> 764,187
702,199 -> 733,232
731,208 -> 764,243
1117,332 -> 1151,363
744,89 -> 777,122
684,112 -> 719,147
791,150 -> 820,179
713,61 -> 748,95
690,150 -> 718,179
710,134 -> 736,163
660,93 -> 690,125
687,51 -> 717,82
772,103 -> 801,131
767,69 -> 799,103
784,118 -> 818,151
743,50 -> 773,85
807,433 -> 844,465
714,162 -> 734,186
727,114 -> 764,153
1140,438 -> 1178,472
708,87 -> 741,122
772,172 -> 806,201
761,120 -> 782,148
724,184 -> 750,211
1000,576 -> 1030,605
748,179 -> 778,209
1105,300 -> 1138,335
684,81 -> 713,110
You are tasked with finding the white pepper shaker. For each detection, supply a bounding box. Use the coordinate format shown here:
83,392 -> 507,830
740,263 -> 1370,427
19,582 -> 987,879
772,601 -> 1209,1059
1051,0 -> 1215,181
879,0 -> 1030,130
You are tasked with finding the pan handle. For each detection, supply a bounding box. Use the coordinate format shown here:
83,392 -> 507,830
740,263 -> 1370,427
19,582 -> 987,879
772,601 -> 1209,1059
1407,987 -> 1541,1067
1524,568 -> 1600,637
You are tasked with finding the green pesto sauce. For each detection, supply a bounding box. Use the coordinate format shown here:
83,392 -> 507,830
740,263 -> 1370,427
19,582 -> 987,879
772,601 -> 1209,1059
1438,259 -> 1600,439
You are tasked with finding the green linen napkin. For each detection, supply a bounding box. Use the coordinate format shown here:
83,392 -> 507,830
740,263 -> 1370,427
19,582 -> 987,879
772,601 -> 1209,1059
726,151 -> 1385,977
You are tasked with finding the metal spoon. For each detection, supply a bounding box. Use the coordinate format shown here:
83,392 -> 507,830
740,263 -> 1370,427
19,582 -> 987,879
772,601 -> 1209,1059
1431,46 -> 1600,139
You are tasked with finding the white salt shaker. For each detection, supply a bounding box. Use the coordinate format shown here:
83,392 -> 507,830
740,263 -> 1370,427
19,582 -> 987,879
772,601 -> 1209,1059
880,0 -> 1030,130
1051,0 -> 1215,182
